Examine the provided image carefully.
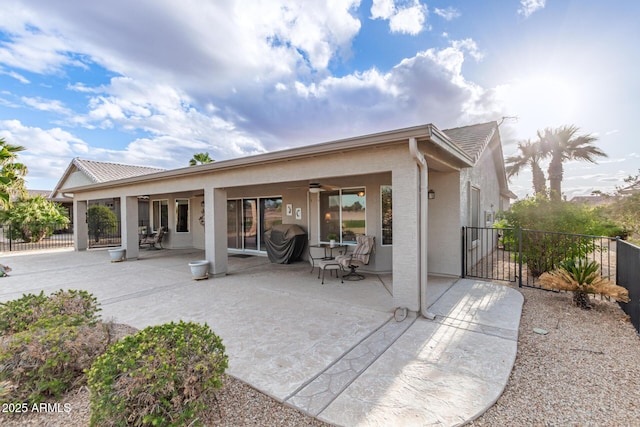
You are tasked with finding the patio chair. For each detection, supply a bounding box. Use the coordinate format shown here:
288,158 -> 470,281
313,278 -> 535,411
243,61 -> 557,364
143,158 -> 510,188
139,226 -> 165,249
308,245 -> 326,274
335,235 -> 375,281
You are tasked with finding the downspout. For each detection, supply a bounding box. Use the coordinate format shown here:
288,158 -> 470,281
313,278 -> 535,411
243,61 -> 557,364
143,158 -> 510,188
409,137 -> 436,320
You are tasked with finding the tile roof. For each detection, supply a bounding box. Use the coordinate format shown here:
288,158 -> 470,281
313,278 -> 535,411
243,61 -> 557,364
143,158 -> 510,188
72,158 -> 165,183
442,121 -> 497,162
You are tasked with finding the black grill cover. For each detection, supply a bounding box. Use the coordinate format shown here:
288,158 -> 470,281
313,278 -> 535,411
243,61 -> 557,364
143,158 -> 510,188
264,224 -> 307,264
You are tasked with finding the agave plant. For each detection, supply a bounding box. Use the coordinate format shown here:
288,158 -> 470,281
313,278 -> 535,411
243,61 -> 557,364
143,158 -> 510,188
538,258 -> 629,309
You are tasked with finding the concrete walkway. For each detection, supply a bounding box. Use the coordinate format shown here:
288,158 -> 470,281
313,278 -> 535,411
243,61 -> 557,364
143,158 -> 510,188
0,248 -> 523,426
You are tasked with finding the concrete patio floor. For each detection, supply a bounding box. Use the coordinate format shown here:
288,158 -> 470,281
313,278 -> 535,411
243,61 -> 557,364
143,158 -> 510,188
0,248 -> 523,426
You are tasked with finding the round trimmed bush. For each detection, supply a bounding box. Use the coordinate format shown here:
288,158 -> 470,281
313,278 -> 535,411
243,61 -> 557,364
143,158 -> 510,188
0,322 -> 109,402
87,321 -> 228,427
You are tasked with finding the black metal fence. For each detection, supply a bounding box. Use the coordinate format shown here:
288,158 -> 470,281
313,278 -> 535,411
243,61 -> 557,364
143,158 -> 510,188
617,240 -> 640,333
87,220 -> 122,248
0,222 -> 74,252
462,227 -> 616,288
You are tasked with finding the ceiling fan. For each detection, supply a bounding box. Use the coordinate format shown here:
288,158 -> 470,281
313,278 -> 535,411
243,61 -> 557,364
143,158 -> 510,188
288,181 -> 340,192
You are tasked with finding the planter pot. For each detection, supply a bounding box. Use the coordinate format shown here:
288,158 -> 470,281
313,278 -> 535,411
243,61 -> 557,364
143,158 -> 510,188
108,248 -> 126,263
188,260 -> 210,280
329,240 -> 336,248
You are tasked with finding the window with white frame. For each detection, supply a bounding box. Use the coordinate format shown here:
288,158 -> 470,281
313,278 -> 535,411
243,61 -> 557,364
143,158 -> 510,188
176,199 -> 190,233
319,187 -> 365,244
152,200 -> 168,231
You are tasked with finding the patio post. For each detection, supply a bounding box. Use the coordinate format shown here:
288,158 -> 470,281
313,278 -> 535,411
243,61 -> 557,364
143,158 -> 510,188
73,199 -> 88,251
121,195 -> 139,259
206,187 -> 228,277
391,158 -> 421,312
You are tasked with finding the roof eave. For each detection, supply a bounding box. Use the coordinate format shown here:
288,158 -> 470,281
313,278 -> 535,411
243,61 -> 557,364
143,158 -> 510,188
66,124 -> 444,193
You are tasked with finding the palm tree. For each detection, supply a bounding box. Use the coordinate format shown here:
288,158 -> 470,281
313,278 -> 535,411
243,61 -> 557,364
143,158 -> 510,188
0,138 -> 27,208
505,139 -> 547,196
188,152 -> 214,166
538,125 -> 607,201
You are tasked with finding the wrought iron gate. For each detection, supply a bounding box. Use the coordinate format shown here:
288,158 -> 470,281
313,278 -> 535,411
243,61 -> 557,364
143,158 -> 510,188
462,227 -> 616,288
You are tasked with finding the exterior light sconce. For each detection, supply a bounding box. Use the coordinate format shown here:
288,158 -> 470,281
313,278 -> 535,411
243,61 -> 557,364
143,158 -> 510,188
324,212 -> 332,221
427,189 -> 435,199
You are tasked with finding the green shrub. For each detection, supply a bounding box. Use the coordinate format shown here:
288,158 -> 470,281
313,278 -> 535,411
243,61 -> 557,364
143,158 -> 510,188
0,195 -> 69,242
497,196 -> 623,277
0,289 -> 101,335
88,321 -> 228,427
0,322 -> 109,402
0,291 -> 48,335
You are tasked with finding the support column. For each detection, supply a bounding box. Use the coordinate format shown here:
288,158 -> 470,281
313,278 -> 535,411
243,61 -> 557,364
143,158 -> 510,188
121,196 -> 140,259
205,188 -> 228,277
73,200 -> 88,251
391,162 -> 421,311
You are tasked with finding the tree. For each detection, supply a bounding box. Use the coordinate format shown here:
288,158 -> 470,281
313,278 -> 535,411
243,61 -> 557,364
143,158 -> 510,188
87,205 -> 118,243
188,152 -> 214,166
0,138 -> 27,208
0,196 -> 69,242
538,125 -> 607,201
505,139 -> 547,196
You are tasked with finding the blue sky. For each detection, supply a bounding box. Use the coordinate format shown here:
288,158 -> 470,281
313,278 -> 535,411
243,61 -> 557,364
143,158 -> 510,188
0,0 -> 638,199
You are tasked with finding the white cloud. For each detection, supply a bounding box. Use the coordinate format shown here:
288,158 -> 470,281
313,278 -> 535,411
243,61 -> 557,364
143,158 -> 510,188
434,7 -> 461,21
0,69 -> 30,84
21,96 -> 72,115
0,0 -> 362,93
371,0 -> 428,35
518,0 -> 546,18
0,2 -> 507,189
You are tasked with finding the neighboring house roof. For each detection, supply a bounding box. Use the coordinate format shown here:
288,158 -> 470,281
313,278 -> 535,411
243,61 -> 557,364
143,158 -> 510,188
619,180 -> 640,195
569,195 -> 612,206
443,121 -> 497,164
26,189 -> 51,198
51,158 -> 165,199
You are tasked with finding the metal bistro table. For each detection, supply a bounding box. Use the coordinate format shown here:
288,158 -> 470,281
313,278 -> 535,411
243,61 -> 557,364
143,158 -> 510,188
314,243 -> 346,260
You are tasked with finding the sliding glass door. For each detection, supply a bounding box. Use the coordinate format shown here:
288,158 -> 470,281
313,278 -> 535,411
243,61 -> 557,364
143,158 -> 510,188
227,197 -> 282,252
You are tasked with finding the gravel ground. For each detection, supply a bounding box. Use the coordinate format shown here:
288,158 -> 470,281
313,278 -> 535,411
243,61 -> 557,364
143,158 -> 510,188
2,286 -> 639,426
471,285 -> 640,426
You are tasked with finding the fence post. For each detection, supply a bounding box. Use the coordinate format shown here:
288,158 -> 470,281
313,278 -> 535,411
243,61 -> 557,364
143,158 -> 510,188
615,236 -> 620,285
518,228 -> 523,287
8,224 -> 12,252
461,227 -> 466,278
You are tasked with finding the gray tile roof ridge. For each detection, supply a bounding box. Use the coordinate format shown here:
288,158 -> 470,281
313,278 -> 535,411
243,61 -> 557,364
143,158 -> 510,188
72,157 -> 166,183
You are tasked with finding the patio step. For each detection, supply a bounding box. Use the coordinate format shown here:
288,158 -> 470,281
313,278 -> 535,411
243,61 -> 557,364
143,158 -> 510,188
285,311 -> 418,416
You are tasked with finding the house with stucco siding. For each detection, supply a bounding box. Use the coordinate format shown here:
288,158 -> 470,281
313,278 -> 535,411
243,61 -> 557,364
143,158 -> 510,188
52,121 -> 514,314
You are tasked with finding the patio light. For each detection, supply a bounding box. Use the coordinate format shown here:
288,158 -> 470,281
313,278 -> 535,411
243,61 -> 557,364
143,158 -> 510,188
428,189 -> 435,199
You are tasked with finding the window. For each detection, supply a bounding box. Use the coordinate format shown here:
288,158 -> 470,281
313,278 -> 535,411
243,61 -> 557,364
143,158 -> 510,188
381,185 -> 392,245
152,200 -> 168,231
320,188 -> 365,244
176,199 -> 190,232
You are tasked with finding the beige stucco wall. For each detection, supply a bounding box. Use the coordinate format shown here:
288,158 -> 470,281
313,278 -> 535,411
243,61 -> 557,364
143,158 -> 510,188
427,171 -> 461,276
61,170 -> 93,190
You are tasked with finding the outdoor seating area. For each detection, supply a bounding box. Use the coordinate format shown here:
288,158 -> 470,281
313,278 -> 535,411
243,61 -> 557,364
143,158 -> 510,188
139,226 -> 165,250
311,235 -> 375,284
